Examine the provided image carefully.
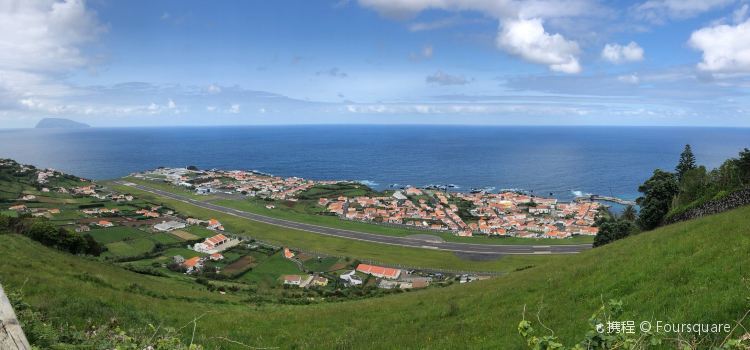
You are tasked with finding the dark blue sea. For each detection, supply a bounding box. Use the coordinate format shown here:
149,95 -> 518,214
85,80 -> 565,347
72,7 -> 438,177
1,125 -> 748,203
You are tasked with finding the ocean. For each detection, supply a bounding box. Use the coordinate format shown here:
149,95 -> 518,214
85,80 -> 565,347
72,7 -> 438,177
1,125 -> 748,202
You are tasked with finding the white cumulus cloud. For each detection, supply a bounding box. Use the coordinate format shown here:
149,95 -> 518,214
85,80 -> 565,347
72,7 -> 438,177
0,0 -> 105,115
601,42 -> 645,64
358,0 -> 596,72
0,0 -> 105,72
496,18 -> 581,74
689,18 -> 750,73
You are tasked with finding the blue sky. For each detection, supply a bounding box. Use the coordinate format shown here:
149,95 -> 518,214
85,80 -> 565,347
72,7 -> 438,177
1,0 -> 749,127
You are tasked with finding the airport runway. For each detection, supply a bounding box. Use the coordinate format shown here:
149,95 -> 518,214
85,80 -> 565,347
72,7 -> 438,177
116,181 -> 592,256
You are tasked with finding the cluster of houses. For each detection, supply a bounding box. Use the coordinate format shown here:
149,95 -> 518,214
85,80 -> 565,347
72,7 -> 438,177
354,263 -> 432,289
455,191 -> 601,238
321,186 -> 471,234
284,253 -> 433,289
280,247 -> 432,290
323,188 -> 602,239
280,261 -> 431,290
133,166 -> 602,240
173,252 -> 225,274
282,274 -> 330,288
7,203 -> 61,219
136,167 -> 340,200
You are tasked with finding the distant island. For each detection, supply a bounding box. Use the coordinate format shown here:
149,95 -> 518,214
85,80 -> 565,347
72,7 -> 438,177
35,118 -> 90,129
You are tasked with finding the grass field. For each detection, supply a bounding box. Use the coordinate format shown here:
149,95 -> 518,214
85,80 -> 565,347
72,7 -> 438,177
303,256 -> 344,272
239,252 -> 302,285
150,232 -> 184,244
161,247 -> 205,259
1,203 -> 749,349
107,183 -> 555,273
183,225 -> 219,238
104,238 -> 155,257
88,227 -> 149,244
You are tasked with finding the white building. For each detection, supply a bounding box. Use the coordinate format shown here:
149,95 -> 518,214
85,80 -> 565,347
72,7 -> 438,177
193,234 -> 230,253
340,270 -> 363,286
153,220 -> 186,232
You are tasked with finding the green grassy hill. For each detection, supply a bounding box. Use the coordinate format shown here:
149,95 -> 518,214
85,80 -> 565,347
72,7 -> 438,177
2,204 -> 749,349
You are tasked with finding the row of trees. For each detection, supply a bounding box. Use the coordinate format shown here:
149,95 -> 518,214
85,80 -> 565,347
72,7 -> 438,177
0,214 -> 104,256
639,145 -> 750,229
594,145 -> 750,247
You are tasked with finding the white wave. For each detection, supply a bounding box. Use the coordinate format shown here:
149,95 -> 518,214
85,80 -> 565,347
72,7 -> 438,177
571,190 -> 592,197
356,180 -> 379,187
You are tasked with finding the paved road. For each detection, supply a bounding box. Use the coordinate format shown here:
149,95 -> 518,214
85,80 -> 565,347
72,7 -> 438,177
116,181 -> 592,256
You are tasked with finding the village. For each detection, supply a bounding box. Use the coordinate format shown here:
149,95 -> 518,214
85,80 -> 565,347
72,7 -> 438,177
135,166 -> 340,200
0,160 -> 469,302
133,167 -> 602,239
324,188 -> 601,238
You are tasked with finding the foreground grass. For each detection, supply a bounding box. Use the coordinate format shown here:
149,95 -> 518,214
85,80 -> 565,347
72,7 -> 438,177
2,204 -> 749,349
108,183 -> 552,273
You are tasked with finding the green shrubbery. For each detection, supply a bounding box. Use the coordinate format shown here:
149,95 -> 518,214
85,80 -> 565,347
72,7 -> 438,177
0,214 -> 104,256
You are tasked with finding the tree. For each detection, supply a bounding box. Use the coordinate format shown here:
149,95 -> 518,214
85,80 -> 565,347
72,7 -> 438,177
593,219 -> 634,247
674,166 -> 710,207
675,144 -> 696,182
83,234 -> 105,256
620,205 -> 637,222
711,159 -> 741,190
738,148 -> 750,186
636,169 -> 679,230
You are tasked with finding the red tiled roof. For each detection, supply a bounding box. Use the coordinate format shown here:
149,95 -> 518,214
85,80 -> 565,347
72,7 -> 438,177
183,256 -> 201,268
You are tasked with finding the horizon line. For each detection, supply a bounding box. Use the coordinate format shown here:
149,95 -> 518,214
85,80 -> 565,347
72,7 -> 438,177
3,123 -> 750,130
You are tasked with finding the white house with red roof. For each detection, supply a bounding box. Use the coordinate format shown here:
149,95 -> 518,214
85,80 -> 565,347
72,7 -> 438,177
193,233 -> 235,253
356,263 -> 401,279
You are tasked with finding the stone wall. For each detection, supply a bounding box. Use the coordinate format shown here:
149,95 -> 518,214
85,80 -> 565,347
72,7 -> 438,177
665,188 -> 750,224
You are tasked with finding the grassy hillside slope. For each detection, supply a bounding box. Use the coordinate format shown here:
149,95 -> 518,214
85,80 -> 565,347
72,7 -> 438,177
2,204 -> 749,349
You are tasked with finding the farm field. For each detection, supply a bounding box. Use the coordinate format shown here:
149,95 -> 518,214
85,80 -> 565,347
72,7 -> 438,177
239,252 -> 303,285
